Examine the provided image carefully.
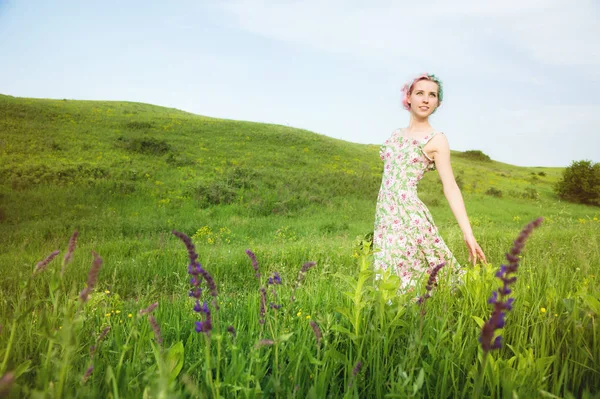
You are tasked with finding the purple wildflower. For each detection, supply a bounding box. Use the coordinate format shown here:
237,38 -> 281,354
416,262 -> 446,305
245,249 -> 261,279
176,232 -> 204,301
259,287 -> 267,324
267,272 -> 283,310
90,326 -> 111,357
480,217 -> 543,353
194,301 -> 213,334
98,325 -> 111,341
268,272 -> 282,285
309,320 -> 322,346
179,246 -> 217,300
33,250 -> 60,275
199,268 -> 218,298
255,339 -> 274,348
148,315 -> 163,345
352,361 -> 362,377
291,261 -> 317,302
82,365 -> 94,384
79,251 -> 103,302
62,230 -> 79,274
0,372 -> 14,397
173,230 -> 220,333
139,302 -> 158,315
227,325 -> 236,337
300,261 -> 317,274
172,230 -> 199,264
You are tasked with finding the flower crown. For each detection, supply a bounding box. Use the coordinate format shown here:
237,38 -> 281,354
401,73 -> 444,111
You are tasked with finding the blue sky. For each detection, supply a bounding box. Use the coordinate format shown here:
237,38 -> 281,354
1,0 -> 599,167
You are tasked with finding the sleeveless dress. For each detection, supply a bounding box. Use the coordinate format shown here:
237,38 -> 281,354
373,128 -> 461,290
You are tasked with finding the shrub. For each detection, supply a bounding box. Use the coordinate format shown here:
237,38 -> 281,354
485,187 -> 503,198
193,167 -> 259,208
165,153 -> 194,167
555,160 -> 600,206
521,187 -> 539,200
455,174 -> 464,190
121,137 -> 170,155
538,171 -> 546,177
458,150 -> 491,162
423,197 -> 441,207
124,121 -> 154,130
194,180 -> 238,207
320,221 -> 349,234
6,164 -> 110,189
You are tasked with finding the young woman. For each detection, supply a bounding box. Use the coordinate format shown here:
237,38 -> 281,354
373,73 -> 486,290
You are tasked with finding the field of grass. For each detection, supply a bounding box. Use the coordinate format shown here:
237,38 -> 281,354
0,93 -> 599,398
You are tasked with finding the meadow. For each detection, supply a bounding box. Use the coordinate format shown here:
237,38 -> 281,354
0,93 -> 598,398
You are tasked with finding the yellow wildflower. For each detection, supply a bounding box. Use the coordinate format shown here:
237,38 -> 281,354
128,313 -> 133,318
540,308 -> 546,313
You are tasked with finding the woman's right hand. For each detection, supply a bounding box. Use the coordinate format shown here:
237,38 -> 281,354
464,233 -> 487,266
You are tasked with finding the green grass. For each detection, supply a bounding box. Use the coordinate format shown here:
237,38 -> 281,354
0,94 -> 599,398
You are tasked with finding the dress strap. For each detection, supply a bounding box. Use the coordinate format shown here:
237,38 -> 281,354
421,131 -> 443,145
421,132 -> 444,166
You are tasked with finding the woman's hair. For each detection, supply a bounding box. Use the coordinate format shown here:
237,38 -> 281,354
401,73 -> 444,111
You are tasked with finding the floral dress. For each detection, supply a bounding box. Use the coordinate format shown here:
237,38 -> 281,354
373,128 -> 461,290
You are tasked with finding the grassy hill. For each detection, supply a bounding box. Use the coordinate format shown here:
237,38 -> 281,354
1,92 -> 598,282
1,92 -> 598,286
0,94 -> 599,397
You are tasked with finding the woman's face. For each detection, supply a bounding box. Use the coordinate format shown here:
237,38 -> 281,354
408,79 -> 440,118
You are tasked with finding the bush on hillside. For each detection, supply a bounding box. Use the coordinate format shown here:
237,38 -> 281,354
165,152 -> 194,167
455,173 -> 464,190
193,167 -> 258,208
124,121 -> 154,130
458,150 -> 492,162
485,187 -> 503,198
521,186 -> 539,200
119,137 -> 171,155
555,160 -> 600,206
6,163 -> 110,189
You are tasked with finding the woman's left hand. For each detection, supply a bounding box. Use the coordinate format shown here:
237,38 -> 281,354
464,234 -> 487,266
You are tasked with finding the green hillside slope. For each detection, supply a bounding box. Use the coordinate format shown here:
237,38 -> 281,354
1,94 -> 599,398
0,93 -> 597,256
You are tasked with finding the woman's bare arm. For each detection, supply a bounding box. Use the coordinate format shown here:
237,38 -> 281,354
426,135 -> 487,265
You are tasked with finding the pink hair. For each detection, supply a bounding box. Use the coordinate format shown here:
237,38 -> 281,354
401,73 -> 442,111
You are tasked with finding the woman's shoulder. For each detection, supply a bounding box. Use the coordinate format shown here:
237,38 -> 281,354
423,131 -> 450,152
427,130 -> 447,141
